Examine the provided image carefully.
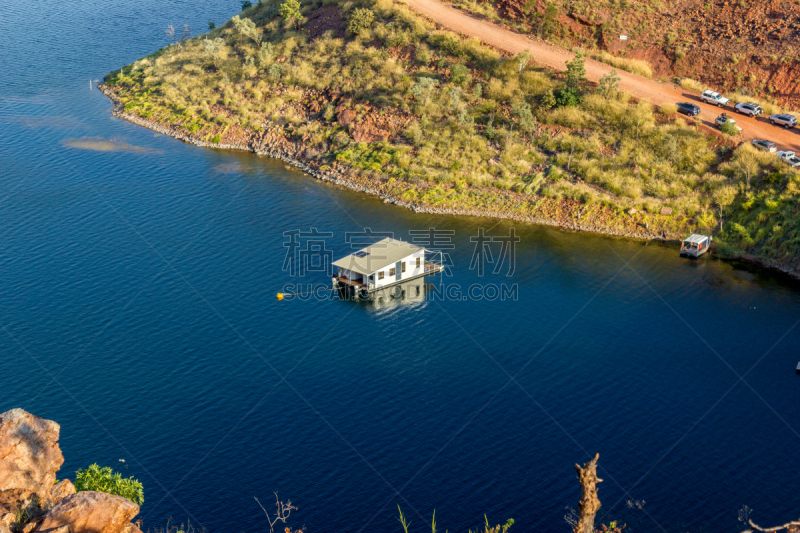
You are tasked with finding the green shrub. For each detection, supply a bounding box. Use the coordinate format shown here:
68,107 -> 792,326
555,87 -> 581,107
268,63 -> 284,80
75,464 -> 144,505
412,77 -> 439,105
720,121 -> 740,136
347,8 -> 375,36
429,31 -> 462,57
533,3 -> 559,37
450,64 -> 471,85
539,89 -> 556,111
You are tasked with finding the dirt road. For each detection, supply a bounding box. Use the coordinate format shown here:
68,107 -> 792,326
402,0 -> 800,153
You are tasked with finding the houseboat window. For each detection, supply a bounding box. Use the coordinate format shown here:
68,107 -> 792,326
416,257 -> 420,268
390,268 -> 396,276
378,271 -> 384,280
401,262 -> 406,273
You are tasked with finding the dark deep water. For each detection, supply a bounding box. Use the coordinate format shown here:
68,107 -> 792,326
2,1 -> 800,532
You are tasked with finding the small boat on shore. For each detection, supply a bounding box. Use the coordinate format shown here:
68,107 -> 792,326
680,234 -> 712,258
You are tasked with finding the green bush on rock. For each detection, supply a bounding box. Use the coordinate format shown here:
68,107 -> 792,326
75,464 -> 144,505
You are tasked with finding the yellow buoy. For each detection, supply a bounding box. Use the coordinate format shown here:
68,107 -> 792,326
276,293 -> 284,300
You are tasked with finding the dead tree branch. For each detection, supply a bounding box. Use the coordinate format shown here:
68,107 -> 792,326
741,518 -> 800,533
255,493 -> 298,533
166,24 -> 191,48
574,453 -> 603,533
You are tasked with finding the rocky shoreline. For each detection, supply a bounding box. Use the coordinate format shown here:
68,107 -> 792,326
97,84 -> 800,279
98,84 -> 664,240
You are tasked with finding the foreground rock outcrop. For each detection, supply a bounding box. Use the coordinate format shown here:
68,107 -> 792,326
0,409 -> 64,501
38,492 -> 139,533
0,409 -> 140,533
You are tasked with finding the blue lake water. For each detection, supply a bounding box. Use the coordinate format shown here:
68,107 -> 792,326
2,1 -> 800,532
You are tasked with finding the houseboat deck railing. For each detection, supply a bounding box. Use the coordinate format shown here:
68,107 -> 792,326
337,278 -> 365,287
334,262 -> 443,293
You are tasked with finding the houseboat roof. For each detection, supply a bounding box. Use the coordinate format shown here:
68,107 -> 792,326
683,234 -> 709,244
333,238 -> 422,275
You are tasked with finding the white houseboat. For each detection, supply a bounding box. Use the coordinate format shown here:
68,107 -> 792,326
680,234 -> 712,258
332,238 -> 442,300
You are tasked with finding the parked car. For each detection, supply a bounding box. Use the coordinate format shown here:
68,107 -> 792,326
715,114 -> 741,132
769,114 -> 797,129
701,90 -> 730,107
751,139 -> 777,152
677,102 -> 700,116
734,102 -> 763,116
778,151 -> 800,167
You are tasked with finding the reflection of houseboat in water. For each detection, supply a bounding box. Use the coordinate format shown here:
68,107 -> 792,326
368,278 -> 432,307
332,238 -> 443,301
680,234 -> 712,258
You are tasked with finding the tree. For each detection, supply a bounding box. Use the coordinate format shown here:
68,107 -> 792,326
553,53 -> 586,107
232,15 -> 262,46
279,0 -> 302,28
241,0 -> 253,9
449,87 -> 473,125
258,42 -> 275,67
573,454 -> 602,533
202,37 -> 225,68
165,24 -> 190,49
565,52 -> 587,90
539,89 -> 556,112
511,101 -> 536,138
412,77 -> 439,106
347,8 -> 375,36
255,493 -> 297,533
485,113 -> 497,140
75,464 -> 144,505
596,69 -> 620,97
208,21 -> 216,30
729,150 -> 760,189
713,184 -> 737,230
515,50 -> 531,73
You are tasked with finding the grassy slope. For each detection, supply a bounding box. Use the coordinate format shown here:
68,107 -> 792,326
103,0 -> 800,272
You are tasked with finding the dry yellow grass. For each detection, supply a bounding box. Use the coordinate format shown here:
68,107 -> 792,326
580,49 -> 653,79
